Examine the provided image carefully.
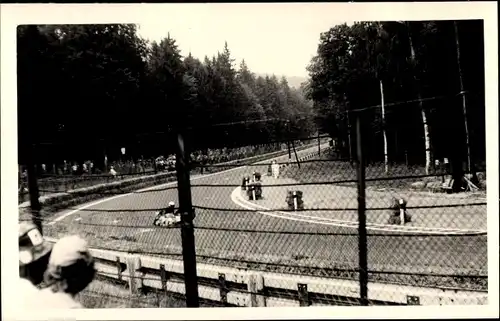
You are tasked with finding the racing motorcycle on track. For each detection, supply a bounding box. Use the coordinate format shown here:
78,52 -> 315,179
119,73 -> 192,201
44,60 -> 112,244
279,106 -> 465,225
388,198 -> 412,225
153,201 -> 181,227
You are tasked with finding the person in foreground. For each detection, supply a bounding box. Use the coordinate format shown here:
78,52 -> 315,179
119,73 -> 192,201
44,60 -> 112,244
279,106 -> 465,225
40,235 -> 96,308
19,221 -> 53,307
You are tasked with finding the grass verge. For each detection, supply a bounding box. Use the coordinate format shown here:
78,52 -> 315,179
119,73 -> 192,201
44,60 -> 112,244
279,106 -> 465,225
280,149 -> 486,194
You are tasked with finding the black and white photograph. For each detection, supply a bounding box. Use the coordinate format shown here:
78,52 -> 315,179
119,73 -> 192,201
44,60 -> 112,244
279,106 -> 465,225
2,2 -> 498,319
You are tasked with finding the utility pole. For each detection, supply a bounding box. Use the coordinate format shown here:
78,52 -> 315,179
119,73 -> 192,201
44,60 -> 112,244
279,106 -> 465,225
286,121 -> 292,163
453,21 -> 476,183
174,131 -> 199,307
355,115 -> 368,306
347,110 -> 353,164
380,80 -> 389,174
286,120 -> 301,168
291,139 -> 301,169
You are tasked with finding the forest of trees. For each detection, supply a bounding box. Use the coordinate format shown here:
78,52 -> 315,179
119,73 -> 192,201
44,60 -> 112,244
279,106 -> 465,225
17,24 -> 316,168
304,20 -> 485,173
17,20 -> 485,175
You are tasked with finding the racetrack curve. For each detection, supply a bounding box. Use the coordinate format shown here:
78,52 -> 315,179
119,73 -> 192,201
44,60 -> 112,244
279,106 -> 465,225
42,146 -> 488,290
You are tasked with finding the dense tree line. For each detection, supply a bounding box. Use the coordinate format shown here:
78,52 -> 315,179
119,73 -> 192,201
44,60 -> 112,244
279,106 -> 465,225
305,20 -> 485,173
17,25 -> 316,168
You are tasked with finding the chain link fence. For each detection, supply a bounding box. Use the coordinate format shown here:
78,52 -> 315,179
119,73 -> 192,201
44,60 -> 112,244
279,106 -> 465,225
20,119 -> 488,308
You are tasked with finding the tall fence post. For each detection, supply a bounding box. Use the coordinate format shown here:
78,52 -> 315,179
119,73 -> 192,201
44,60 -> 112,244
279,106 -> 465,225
356,115 -> 368,306
286,121 -> 292,164
453,21 -> 477,184
26,143 -> 42,232
291,140 -> 301,169
174,131 -> 200,307
21,25 -> 42,232
317,131 -> 321,157
347,110 -> 353,164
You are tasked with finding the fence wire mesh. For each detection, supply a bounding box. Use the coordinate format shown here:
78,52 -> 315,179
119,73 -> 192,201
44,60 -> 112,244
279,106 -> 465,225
20,130 -> 488,308
15,19 -> 490,310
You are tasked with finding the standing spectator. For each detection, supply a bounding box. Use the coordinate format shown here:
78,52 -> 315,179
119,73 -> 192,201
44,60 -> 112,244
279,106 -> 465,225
19,169 -> 29,194
40,235 -> 96,308
109,166 -> 117,178
195,154 -> 203,174
202,154 -> 209,173
41,163 -> 46,173
271,160 -> 280,179
19,222 -> 53,308
71,163 -> 78,175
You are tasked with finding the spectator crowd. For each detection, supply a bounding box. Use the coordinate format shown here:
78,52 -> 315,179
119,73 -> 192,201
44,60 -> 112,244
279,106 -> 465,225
19,142 -> 290,179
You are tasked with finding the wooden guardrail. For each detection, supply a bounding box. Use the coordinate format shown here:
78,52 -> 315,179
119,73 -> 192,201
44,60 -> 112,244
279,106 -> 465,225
44,238 -> 487,307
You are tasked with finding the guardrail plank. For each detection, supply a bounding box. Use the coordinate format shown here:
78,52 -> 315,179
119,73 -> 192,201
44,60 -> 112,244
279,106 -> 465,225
367,281 -> 487,305
141,276 -> 248,306
140,257 -> 249,284
246,271 -> 487,306
266,297 -> 301,307
94,261 -> 122,276
263,273 -> 360,298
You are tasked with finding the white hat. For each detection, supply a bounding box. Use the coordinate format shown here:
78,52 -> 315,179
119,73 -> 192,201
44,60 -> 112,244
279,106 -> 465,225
169,201 -> 175,206
49,235 -> 92,268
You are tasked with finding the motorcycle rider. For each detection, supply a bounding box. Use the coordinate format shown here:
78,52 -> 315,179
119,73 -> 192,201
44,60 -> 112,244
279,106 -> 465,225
154,201 -> 178,227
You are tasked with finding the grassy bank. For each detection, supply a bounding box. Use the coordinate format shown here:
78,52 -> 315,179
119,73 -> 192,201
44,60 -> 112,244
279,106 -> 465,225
280,149 -> 487,193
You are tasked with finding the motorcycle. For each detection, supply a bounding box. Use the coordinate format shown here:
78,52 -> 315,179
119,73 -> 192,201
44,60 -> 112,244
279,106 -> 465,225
153,202 -> 181,227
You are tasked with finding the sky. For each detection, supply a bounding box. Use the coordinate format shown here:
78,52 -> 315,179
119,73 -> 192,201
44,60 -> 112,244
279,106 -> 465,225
136,4 -> 351,79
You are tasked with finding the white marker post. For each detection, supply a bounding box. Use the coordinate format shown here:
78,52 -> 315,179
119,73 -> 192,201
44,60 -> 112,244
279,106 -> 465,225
293,191 -> 298,211
399,199 -> 405,225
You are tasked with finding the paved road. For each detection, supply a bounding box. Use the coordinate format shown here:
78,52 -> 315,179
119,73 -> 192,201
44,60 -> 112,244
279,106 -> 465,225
237,176 -> 487,232
43,145 -> 487,289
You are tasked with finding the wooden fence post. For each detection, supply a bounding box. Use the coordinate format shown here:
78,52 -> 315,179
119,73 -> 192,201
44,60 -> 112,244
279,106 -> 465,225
116,257 -> 122,282
218,273 -> 228,306
126,255 -> 142,308
126,255 -> 142,296
298,283 -> 310,307
247,273 -> 266,307
255,273 -> 266,307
